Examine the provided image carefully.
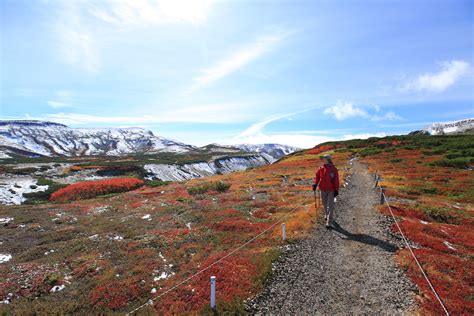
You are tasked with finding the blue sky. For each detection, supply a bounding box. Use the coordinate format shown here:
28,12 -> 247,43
1,0 -> 473,148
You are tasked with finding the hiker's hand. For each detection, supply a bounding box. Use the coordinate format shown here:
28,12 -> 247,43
312,184 -> 317,191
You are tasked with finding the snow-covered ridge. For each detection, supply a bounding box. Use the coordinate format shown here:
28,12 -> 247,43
145,154 -> 274,181
232,144 -> 299,160
0,120 -> 195,157
411,118 -> 474,136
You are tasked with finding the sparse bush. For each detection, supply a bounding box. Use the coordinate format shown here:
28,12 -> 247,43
389,158 -> 402,163
187,181 -> 231,195
419,206 -> 456,223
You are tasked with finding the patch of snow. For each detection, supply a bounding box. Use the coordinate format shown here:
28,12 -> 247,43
186,222 -> 191,229
443,241 -> 456,250
0,217 -> 14,224
0,293 -> 13,304
153,271 -> 170,282
419,220 -> 429,225
151,288 -> 157,294
142,214 -> 152,221
0,177 -> 48,205
50,284 -> 65,292
91,205 -> 111,215
158,252 -> 166,262
0,254 -> 12,263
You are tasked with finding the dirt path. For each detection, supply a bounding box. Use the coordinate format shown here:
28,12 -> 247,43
246,160 -> 417,314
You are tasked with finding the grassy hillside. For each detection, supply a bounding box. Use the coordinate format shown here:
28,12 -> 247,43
0,144 -> 350,314
0,134 -> 472,314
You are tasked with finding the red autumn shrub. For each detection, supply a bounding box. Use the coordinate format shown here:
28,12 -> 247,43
156,252 -> 258,313
50,178 -> 144,202
89,280 -> 142,310
398,248 -> 474,315
212,219 -> 271,233
305,145 -> 333,155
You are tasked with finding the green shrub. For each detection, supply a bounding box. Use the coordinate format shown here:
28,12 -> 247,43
431,157 -> 474,168
145,179 -> 171,187
420,206 -> 456,224
389,158 -> 402,163
213,180 -> 231,192
187,181 -> 231,195
359,147 -> 382,157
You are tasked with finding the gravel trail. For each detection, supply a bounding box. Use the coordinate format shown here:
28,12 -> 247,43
246,160 -> 417,314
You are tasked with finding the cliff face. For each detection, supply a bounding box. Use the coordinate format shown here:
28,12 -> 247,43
144,154 -> 274,181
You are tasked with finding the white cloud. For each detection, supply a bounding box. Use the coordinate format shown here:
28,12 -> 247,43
191,34 -> 286,90
370,111 -> 401,122
342,132 -> 386,140
324,101 -> 401,122
323,102 -> 368,120
403,60 -> 471,93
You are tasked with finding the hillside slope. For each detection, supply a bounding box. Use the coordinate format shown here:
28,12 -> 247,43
0,134 -> 472,314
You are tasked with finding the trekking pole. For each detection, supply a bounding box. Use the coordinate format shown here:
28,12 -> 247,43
314,190 -> 318,211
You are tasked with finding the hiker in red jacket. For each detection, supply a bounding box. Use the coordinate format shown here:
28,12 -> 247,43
312,154 -> 340,229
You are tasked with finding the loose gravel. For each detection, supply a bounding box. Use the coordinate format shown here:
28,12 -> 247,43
246,160 -> 418,314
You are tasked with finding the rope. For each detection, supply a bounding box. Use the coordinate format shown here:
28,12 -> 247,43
378,184 -> 449,316
126,198 -> 310,315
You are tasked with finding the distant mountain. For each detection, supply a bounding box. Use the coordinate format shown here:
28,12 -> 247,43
0,120 -> 298,161
0,120 -> 195,157
410,118 -> 474,136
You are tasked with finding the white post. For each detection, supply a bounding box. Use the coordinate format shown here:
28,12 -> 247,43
282,223 -> 286,241
210,276 -> 216,309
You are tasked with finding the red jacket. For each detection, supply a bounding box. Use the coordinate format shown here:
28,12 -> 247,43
314,163 -> 340,192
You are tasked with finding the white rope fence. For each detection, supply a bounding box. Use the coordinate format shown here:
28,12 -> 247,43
375,173 -> 449,316
126,198 -> 310,315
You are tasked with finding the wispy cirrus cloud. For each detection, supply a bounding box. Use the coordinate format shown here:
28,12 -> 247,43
229,108 -> 331,148
90,0 -> 214,26
46,91 -> 76,109
402,60 -> 471,93
52,0 -> 215,73
191,33 -> 288,91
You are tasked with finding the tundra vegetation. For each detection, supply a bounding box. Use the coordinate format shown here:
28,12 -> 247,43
0,134 -> 472,314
